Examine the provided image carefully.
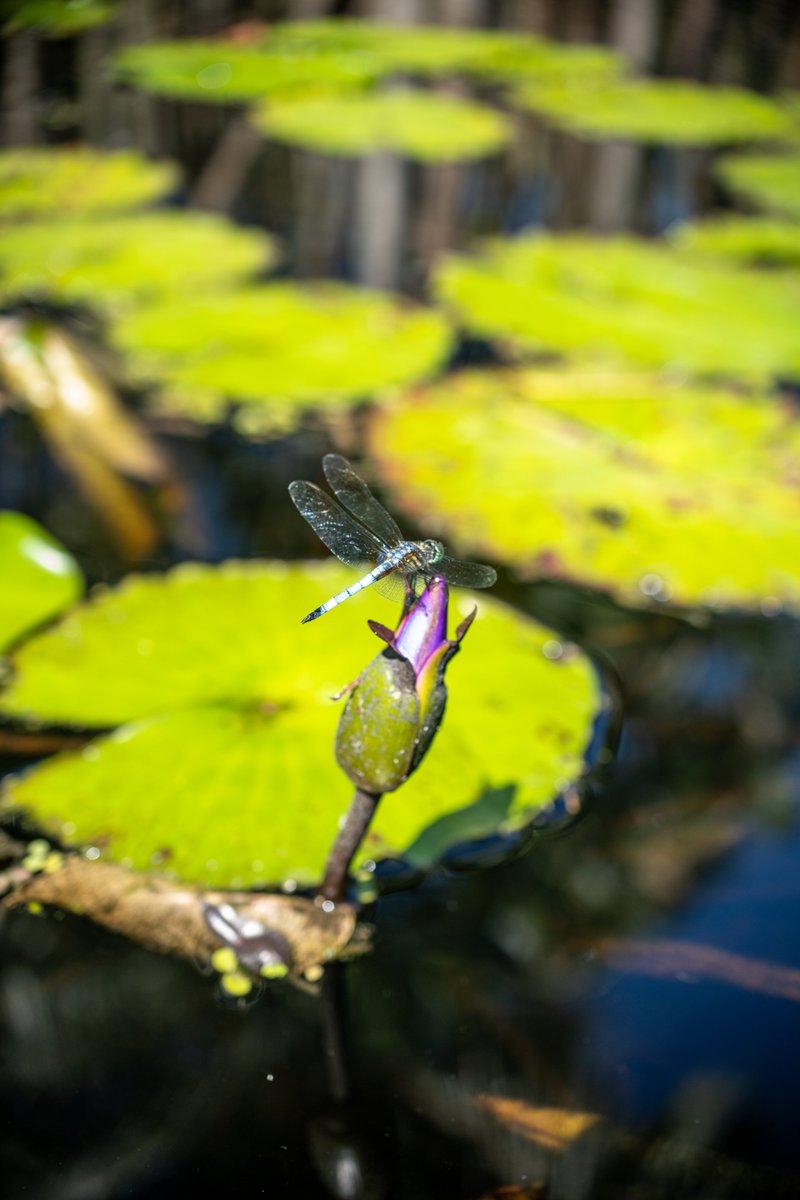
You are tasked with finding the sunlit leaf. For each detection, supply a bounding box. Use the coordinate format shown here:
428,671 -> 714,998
0,318 -> 165,560
0,147 -> 177,222
669,215 -> 800,268
368,367 -> 800,613
268,19 -> 623,85
0,212 -> 275,311
113,283 -> 452,432
4,0 -> 115,35
475,1095 -> 600,1150
513,77 -> 793,144
114,21 -> 623,111
435,232 -> 800,380
1,561 -> 601,886
253,89 -> 511,161
114,38 -> 378,103
716,151 -> 800,220
0,512 -> 81,652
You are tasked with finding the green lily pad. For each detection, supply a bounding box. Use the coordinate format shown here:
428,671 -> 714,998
115,22 -> 623,110
670,216 -> 800,268
435,232 -> 800,380
0,212 -> 276,311
368,367 -> 800,614
268,19 -> 622,85
0,512 -> 82,652
513,77 -> 793,145
113,283 -> 452,432
5,0 -> 115,36
1,560 -> 601,886
253,89 -> 511,161
0,148 -> 177,223
716,152 -> 800,221
114,38 -> 378,104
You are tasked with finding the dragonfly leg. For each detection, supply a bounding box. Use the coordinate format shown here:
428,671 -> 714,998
401,576 -> 417,617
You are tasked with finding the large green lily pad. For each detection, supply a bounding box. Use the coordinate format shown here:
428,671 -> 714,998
115,21 -> 622,110
670,216 -> 800,268
1,560 -> 601,886
253,89 -> 511,161
114,38 -> 378,104
513,77 -> 793,145
267,19 -> 623,85
716,152 -> 800,221
368,367 -> 800,614
435,233 -> 800,380
5,0 -> 115,36
0,148 -> 177,223
113,283 -> 452,432
0,212 -> 275,311
0,512 -> 82,652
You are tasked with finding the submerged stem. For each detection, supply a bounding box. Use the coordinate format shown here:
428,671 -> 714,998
320,787 -> 382,904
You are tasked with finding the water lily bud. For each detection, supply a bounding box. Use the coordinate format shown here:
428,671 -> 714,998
335,578 -> 474,794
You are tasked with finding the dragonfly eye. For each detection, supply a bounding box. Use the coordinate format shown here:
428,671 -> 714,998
422,539 -> 444,565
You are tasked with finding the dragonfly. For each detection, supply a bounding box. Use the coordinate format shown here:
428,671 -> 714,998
289,454 -> 496,623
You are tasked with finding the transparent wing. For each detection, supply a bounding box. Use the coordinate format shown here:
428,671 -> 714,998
371,571 -> 414,604
288,480 -> 382,567
323,454 -> 405,549
436,554 -> 497,590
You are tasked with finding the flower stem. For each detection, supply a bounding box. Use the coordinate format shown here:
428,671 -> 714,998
320,787 -> 382,903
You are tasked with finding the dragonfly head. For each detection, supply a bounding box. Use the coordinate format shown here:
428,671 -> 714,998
421,539 -> 445,566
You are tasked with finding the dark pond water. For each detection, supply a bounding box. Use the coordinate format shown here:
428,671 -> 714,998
3,3 -> 800,1198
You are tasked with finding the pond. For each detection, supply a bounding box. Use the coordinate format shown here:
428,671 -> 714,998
1,3 -> 800,1197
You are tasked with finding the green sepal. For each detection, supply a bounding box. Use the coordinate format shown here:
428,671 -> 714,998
335,652 -> 420,794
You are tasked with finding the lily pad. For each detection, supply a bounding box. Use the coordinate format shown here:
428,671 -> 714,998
0,212 -> 276,311
0,148 -> 177,223
716,152 -> 800,221
0,512 -> 82,652
5,0 -> 115,36
114,38 -> 378,104
268,19 -> 622,85
113,283 -> 452,432
513,77 -> 793,145
368,367 -> 800,614
253,89 -> 511,161
0,560 -> 601,886
670,216 -> 800,268
435,232 -> 800,380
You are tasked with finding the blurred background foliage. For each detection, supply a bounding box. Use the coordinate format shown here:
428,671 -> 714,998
2,1 -> 800,1197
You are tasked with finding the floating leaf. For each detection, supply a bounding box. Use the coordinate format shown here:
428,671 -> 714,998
368,367 -> 800,614
113,283 -> 452,432
435,232 -> 800,380
0,512 -> 81,652
4,0 -> 115,36
716,151 -> 800,221
1,561 -> 601,886
253,89 -> 511,161
114,38 -> 378,103
268,19 -> 622,85
475,1095 -> 600,1150
513,78 -> 793,145
115,22 -> 623,110
0,212 -> 274,311
0,318 -> 166,561
0,148 -> 177,223
670,216 -> 800,268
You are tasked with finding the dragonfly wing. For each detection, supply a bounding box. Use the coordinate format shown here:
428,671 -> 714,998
370,571 -> 412,604
289,480 -> 381,567
323,454 -> 405,549
436,554 -> 497,590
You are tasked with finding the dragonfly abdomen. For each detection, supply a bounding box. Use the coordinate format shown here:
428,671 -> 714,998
301,542 -> 425,623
